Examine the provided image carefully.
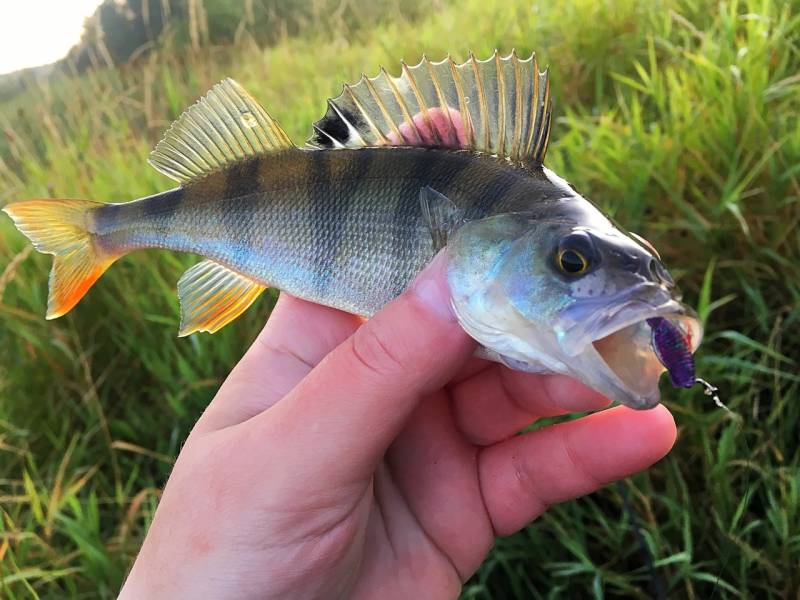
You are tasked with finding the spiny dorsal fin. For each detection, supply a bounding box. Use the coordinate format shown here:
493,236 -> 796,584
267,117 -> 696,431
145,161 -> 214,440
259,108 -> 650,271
150,79 -> 294,183
177,259 -> 266,336
306,50 -> 553,165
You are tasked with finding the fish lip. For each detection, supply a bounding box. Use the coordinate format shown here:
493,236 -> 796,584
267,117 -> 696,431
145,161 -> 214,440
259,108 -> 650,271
556,282 -> 699,356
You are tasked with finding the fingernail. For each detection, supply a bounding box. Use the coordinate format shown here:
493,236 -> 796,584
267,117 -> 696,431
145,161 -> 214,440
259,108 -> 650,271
410,250 -> 456,322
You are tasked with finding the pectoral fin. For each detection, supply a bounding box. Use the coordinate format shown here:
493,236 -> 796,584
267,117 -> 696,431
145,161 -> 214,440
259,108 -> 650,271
177,259 -> 266,336
419,186 -> 462,250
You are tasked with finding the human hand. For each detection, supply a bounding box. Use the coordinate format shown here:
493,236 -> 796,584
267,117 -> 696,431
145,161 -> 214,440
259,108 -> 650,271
119,252 -> 676,599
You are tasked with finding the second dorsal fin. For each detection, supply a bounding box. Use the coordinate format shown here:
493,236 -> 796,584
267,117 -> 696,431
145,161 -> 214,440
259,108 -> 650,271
150,79 -> 294,183
306,50 -> 552,165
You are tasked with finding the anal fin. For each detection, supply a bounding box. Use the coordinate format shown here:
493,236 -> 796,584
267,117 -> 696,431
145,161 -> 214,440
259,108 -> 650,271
177,259 -> 266,336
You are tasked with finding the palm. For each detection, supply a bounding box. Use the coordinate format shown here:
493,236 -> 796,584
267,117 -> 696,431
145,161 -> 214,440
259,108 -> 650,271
354,387 -> 489,597
226,294 -> 671,598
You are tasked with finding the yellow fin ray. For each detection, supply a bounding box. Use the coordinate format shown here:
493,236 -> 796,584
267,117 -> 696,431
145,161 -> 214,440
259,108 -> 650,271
177,259 -> 266,336
2,199 -> 116,318
306,50 -> 552,165
150,79 -> 295,183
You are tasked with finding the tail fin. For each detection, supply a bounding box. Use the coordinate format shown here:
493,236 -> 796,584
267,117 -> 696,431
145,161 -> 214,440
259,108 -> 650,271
2,199 -> 116,319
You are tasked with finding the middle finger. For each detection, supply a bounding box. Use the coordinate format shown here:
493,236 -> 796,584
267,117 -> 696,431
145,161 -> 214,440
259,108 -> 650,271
450,364 -> 609,445
195,293 -> 362,433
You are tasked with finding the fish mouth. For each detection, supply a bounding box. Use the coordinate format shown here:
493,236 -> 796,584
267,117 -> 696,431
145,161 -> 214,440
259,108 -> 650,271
591,313 -> 701,404
558,283 -> 703,409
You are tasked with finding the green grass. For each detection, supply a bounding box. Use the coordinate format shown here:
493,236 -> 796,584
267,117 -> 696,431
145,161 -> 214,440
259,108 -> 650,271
1,0 -> 798,597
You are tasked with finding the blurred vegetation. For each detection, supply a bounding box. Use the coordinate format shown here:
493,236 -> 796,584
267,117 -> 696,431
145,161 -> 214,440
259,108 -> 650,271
0,0 -> 430,100
65,0 -> 431,70
0,0 -> 798,597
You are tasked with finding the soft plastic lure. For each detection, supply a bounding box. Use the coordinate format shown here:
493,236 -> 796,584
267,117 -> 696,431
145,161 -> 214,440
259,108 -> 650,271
647,316 -> 696,387
648,316 -> 723,408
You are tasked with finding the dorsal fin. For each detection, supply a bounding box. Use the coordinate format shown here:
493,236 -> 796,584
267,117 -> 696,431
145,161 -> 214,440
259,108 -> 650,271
306,50 -> 553,165
150,79 -> 294,183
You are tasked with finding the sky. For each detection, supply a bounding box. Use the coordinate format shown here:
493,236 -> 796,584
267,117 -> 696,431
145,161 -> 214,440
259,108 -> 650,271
0,0 -> 104,75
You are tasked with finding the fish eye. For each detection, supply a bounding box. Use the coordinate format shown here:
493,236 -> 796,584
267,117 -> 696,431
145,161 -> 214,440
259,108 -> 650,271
555,231 -> 597,276
558,249 -> 588,274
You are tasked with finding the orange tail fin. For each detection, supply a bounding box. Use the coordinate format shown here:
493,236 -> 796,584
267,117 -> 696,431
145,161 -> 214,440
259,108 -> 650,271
2,199 -> 116,319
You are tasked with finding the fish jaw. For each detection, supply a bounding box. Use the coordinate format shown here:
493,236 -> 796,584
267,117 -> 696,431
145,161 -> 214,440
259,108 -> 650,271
549,282 -> 702,408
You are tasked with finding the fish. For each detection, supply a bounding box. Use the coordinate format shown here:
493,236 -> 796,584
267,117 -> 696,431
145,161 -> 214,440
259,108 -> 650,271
3,50 -> 703,409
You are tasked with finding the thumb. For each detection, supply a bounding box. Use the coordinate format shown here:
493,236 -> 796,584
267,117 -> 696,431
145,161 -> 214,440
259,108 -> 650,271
244,250 -> 475,482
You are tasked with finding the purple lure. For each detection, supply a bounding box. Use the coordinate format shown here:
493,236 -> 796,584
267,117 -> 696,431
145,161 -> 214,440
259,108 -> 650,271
646,317 -> 695,388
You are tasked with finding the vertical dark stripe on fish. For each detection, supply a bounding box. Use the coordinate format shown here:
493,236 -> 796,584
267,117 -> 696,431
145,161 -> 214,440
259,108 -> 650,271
309,150 -> 336,297
88,187 -> 187,255
387,149 -> 436,294
327,150 -> 372,295
138,187 -> 185,223
423,146 -> 472,222
221,157 -> 262,268
488,169 -> 539,214
223,156 -> 262,200
93,187 -> 184,238
458,157 -> 519,218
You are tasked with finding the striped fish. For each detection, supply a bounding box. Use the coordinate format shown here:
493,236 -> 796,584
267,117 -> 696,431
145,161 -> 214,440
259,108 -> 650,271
3,51 -> 704,409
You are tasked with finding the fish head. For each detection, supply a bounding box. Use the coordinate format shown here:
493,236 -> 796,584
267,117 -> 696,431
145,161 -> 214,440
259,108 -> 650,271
446,200 -> 702,409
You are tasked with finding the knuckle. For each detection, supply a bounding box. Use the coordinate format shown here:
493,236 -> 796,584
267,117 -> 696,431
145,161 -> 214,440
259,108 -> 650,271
478,448 -> 548,537
562,433 -> 603,490
509,451 -> 549,515
348,317 -> 408,379
256,336 -> 317,371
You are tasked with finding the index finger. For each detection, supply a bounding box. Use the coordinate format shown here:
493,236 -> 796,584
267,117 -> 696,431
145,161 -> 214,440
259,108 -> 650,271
479,405 -> 677,535
194,293 -> 362,434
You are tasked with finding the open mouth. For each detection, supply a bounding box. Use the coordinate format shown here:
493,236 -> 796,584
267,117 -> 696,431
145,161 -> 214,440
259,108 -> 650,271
592,314 -> 701,398
556,283 -> 703,405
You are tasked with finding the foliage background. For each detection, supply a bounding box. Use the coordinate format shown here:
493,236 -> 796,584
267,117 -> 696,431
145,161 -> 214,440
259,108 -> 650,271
0,0 -> 798,597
